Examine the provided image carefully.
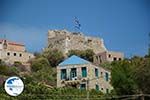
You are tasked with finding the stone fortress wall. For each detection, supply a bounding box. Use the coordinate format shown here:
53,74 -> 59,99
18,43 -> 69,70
47,30 -> 107,54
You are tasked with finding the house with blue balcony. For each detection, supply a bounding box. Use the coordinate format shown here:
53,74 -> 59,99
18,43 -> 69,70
57,55 -> 113,93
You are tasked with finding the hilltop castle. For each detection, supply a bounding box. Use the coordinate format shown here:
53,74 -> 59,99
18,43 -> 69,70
47,30 -> 124,64
47,30 -> 107,54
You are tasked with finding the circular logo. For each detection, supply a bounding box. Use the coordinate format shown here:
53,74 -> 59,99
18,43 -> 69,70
4,76 -> 24,96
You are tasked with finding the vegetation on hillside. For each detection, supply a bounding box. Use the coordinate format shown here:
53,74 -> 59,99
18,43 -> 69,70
111,56 -> 150,96
0,48 -> 150,99
68,49 -> 95,62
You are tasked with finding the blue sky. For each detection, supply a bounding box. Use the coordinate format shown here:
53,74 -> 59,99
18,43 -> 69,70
0,0 -> 150,57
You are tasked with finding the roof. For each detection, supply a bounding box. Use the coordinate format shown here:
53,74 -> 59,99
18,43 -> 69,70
58,55 -> 90,66
0,39 -> 24,46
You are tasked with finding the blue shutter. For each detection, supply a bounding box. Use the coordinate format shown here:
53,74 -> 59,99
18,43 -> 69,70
82,67 -> 87,77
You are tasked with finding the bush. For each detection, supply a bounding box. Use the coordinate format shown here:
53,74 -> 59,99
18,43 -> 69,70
31,57 -> 50,72
42,49 -> 64,67
68,49 -> 95,62
0,65 -> 19,76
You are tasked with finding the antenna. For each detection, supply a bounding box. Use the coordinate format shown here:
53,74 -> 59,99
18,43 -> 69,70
73,17 -> 81,32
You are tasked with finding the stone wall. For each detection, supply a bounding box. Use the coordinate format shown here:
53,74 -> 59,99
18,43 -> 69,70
0,50 -> 34,64
93,51 -> 124,64
0,39 -> 34,64
47,30 -> 107,54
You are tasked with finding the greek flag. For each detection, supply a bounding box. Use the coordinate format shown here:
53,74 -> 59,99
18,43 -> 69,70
74,17 -> 81,30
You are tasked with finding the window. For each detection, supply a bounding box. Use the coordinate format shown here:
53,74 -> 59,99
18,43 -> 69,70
61,69 -> 67,80
14,53 -> 16,56
113,57 -> 117,61
19,54 -> 22,57
80,84 -> 86,90
119,58 -> 122,61
96,56 -> 99,60
7,52 -> 10,56
108,54 -> 111,58
70,68 -> 77,79
88,39 -> 92,43
95,84 -> 99,91
82,67 -> 87,77
105,72 -> 109,81
95,68 -> 99,77
106,89 -> 109,94
99,56 -> 102,63
101,72 -> 103,75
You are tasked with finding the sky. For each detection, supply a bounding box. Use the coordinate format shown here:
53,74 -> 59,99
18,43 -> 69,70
0,0 -> 150,58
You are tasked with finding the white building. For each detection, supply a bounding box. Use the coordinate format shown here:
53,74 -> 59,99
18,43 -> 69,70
57,55 -> 113,93
0,39 -> 34,65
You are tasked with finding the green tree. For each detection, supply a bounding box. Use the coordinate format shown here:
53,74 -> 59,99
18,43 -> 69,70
100,61 -> 112,70
111,60 -> 138,95
13,61 -> 27,72
0,64 -> 19,76
31,67 -> 56,86
133,57 -> 150,94
31,57 -> 50,72
68,49 -> 95,62
42,49 -> 64,67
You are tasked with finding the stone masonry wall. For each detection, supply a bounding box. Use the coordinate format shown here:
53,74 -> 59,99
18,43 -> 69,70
47,30 -> 107,54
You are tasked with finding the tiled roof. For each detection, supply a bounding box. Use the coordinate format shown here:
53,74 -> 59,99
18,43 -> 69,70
59,55 -> 90,66
0,39 -> 24,46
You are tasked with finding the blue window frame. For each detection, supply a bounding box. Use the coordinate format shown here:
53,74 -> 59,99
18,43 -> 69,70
95,68 -> 99,77
61,69 -> 67,80
82,67 -> 87,77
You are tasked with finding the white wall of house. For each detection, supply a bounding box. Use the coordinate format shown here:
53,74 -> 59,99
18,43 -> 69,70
57,63 -> 113,93
0,44 -> 3,49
